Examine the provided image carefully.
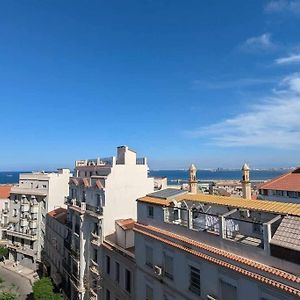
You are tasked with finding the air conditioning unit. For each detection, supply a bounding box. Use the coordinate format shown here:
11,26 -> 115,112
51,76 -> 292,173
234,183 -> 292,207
154,265 -> 162,276
207,295 -> 217,300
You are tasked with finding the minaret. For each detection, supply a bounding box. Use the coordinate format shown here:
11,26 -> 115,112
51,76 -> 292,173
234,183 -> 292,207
241,163 -> 251,200
189,164 -> 198,194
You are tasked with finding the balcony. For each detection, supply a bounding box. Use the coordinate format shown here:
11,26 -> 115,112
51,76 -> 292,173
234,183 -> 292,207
91,232 -> 101,247
6,229 -> 37,240
89,259 -> 99,276
85,204 -> 103,219
89,288 -> 97,300
20,219 -> 29,227
30,205 -> 39,214
29,220 -> 37,229
2,207 -> 9,214
21,204 -> 30,213
7,242 -> 36,257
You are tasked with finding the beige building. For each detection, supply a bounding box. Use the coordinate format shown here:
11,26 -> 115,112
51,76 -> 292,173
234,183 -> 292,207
4,169 -> 70,270
63,146 -> 153,300
44,207 -> 68,288
134,189 -> 300,300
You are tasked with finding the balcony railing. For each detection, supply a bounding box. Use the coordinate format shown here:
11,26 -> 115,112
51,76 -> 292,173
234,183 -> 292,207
91,232 -> 101,247
6,229 -> 37,240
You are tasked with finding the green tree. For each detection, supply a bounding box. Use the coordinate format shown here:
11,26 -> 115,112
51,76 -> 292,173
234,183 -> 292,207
0,247 -> 8,259
32,277 -> 62,300
0,291 -> 18,300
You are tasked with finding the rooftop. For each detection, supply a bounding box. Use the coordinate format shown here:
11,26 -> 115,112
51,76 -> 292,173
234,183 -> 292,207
259,167 -> 300,192
270,216 -> 300,252
138,191 -> 300,216
0,185 -> 12,199
116,218 -> 135,230
48,207 -> 67,224
147,188 -> 187,199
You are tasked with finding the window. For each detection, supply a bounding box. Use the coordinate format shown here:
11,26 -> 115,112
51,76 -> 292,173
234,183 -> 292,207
145,245 -> 153,267
146,285 -> 153,300
106,289 -> 110,300
125,269 -> 131,293
220,280 -> 237,300
163,252 -> 173,280
147,206 -> 154,218
189,266 -> 200,295
106,255 -> 110,274
115,262 -> 120,283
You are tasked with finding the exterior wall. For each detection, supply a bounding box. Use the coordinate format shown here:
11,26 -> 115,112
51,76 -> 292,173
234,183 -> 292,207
103,165 -> 153,236
135,231 -> 294,300
44,213 -> 68,287
259,189 -> 300,204
100,242 -> 135,300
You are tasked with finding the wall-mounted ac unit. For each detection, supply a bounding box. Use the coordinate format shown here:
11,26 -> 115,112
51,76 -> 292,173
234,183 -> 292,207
154,265 -> 162,276
207,295 -> 217,300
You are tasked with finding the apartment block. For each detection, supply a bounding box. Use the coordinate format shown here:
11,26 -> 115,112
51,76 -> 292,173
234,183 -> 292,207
134,189 -> 300,300
0,185 -> 12,240
4,169 -> 70,270
63,146 -> 153,300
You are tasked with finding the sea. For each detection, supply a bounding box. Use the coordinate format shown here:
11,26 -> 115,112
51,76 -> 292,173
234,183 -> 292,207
0,169 -> 287,185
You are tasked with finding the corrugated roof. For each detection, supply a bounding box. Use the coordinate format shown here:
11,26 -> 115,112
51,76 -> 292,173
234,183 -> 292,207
259,168 -> 300,192
138,193 -> 300,216
270,216 -> 300,251
176,194 -> 300,216
147,188 -> 187,199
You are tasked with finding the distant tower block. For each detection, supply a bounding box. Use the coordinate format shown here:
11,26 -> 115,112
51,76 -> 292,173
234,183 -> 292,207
241,163 -> 251,200
189,164 -> 198,194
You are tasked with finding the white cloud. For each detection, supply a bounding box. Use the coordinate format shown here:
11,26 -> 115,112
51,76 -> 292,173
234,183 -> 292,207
240,33 -> 275,52
192,78 -> 276,90
186,74 -> 300,148
265,0 -> 300,14
275,53 -> 300,64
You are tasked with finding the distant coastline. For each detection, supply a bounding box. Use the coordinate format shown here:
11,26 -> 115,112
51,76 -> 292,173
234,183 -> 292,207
0,169 -> 287,185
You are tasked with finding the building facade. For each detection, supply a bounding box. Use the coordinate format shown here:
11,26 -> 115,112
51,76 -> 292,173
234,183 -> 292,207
44,207 -> 68,288
258,167 -> 300,203
4,169 -> 70,270
134,189 -> 300,300
63,146 -> 153,300
0,185 -> 12,240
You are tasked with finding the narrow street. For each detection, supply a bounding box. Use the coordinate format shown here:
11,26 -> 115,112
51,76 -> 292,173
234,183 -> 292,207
0,266 -> 33,299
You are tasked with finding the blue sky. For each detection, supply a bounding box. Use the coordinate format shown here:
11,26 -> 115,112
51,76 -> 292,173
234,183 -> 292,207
1,0 -> 300,170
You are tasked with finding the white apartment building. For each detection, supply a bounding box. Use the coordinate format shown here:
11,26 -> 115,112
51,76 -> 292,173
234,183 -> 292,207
134,189 -> 300,300
4,169 -> 70,270
63,146 -> 154,300
258,167 -> 300,203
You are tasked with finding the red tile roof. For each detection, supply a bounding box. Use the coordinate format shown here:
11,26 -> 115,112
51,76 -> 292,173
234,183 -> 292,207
259,168 -> 300,192
134,224 -> 300,297
134,223 -> 300,284
116,218 -> 135,230
0,185 -> 12,199
48,207 -> 67,224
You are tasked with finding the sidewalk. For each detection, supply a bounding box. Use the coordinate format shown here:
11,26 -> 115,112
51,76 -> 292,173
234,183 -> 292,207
0,260 -> 39,285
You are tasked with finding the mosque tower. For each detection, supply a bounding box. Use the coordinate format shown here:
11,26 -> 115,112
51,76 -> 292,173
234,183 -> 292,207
241,163 -> 251,200
189,164 -> 198,194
